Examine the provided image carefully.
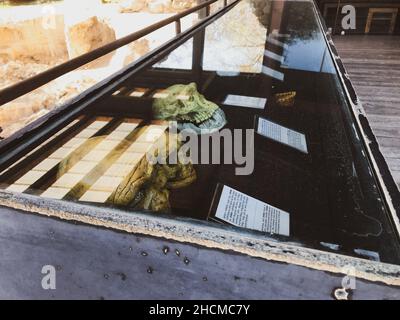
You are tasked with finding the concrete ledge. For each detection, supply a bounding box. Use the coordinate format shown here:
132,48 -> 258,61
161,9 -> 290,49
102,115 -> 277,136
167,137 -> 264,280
1,189 -> 400,287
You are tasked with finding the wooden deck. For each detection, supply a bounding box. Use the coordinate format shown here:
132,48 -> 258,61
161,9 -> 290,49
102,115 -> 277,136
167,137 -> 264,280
333,35 -> 400,189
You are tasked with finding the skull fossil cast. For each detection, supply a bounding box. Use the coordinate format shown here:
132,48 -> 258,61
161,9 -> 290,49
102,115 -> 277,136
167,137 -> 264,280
152,82 -> 227,134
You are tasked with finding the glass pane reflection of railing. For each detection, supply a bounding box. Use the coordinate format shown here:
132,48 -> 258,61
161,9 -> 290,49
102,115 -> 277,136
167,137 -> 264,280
0,0 -> 205,140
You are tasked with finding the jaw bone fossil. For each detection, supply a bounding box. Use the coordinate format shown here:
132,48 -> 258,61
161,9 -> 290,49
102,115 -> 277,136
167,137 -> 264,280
274,91 -> 296,107
57,129 -> 196,212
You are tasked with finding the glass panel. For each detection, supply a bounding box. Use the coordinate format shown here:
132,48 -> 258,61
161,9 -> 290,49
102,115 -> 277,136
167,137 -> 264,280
1,0 -> 400,265
369,19 -> 392,34
372,12 -> 395,20
154,38 -> 194,69
0,0 -> 202,139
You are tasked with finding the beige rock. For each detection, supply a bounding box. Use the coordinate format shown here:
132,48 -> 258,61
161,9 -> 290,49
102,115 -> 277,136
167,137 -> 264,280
0,15 -> 68,64
171,0 -> 195,11
119,0 -> 146,13
203,0 -> 267,73
147,0 -> 172,13
66,16 -> 116,67
0,58 -> 96,139
0,59 -> 52,90
124,38 -> 150,66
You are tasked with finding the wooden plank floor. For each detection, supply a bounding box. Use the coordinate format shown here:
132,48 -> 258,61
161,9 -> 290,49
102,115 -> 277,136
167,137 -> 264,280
333,35 -> 400,189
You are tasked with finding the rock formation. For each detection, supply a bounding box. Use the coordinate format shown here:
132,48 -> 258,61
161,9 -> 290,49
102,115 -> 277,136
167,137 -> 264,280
66,16 -> 116,67
0,0 -> 197,139
203,0 -> 267,73
123,38 -> 150,66
118,0 -> 196,13
0,14 -> 68,64
119,0 -> 147,13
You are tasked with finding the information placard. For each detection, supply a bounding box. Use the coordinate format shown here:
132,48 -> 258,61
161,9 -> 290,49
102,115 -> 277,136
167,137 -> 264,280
215,185 -> 290,236
223,95 -> 267,109
257,117 -> 308,153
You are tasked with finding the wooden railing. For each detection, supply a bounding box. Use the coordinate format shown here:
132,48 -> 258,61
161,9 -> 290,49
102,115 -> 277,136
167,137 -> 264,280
0,0 -> 230,106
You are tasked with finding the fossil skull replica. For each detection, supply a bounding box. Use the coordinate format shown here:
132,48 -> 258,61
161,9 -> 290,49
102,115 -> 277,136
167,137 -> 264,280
152,82 -> 227,134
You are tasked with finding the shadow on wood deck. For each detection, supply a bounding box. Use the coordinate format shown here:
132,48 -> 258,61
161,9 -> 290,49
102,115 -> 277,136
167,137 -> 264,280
333,35 -> 400,189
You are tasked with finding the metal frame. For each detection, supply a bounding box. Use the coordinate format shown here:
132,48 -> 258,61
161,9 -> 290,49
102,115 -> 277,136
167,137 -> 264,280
313,1 -> 400,239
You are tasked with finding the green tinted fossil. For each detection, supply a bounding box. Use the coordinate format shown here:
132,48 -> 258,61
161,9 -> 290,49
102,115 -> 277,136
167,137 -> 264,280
109,133 -> 196,211
152,82 -> 219,124
135,162 -> 197,212
58,131 -> 196,212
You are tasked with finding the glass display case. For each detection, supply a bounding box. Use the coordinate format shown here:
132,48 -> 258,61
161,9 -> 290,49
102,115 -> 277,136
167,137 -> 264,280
1,0 -> 399,269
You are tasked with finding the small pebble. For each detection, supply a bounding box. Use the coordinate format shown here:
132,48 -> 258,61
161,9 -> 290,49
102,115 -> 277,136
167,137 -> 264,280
175,249 -> 180,257
104,274 -> 109,280
147,267 -> 153,274
183,257 -> 190,265
141,251 -> 148,257
117,272 -> 127,281
162,246 -> 170,255
333,287 -> 349,300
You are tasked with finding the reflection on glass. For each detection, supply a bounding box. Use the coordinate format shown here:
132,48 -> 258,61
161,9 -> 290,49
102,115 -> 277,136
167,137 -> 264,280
203,0 -> 267,73
0,0 -> 199,139
154,39 -> 193,69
